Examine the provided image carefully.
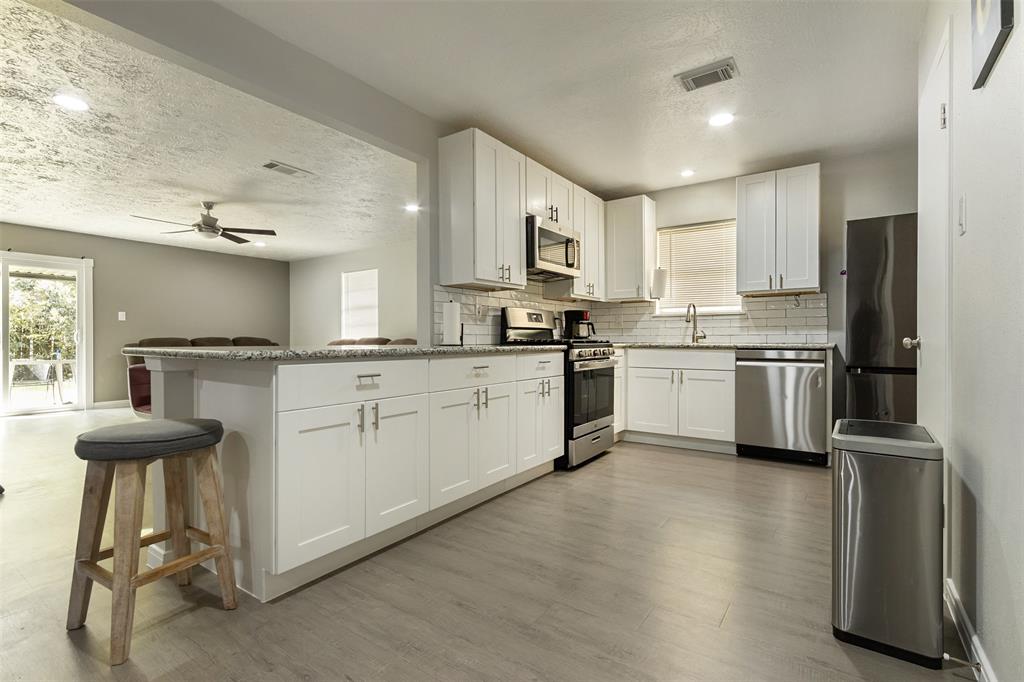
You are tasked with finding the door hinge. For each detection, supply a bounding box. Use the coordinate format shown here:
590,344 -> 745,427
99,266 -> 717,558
940,103 -> 947,130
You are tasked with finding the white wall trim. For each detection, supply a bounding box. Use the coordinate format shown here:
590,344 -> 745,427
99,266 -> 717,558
944,578 -> 998,682
89,399 -> 130,409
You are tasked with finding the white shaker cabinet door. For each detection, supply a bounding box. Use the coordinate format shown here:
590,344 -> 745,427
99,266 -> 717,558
526,158 -> 551,220
775,163 -> 820,292
678,369 -> 735,442
626,368 -> 678,435
613,368 -> 625,433
500,145 -> 528,287
550,172 -> 573,227
276,403 -> 365,573
473,130 -> 504,284
736,171 -> 777,294
365,394 -> 430,535
477,381 -> 518,488
516,380 -> 543,472
540,376 -> 565,463
429,387 -> 479,509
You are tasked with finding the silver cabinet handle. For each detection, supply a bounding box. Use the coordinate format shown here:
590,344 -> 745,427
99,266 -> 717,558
769,274 -> 773,289
545,379 -> 551,397
498,264 -> 505,281
482,386 -> 489,408
902,336 -> 921,349
538,360 -> 551,364
356,373 -> 381,380
548,204 -> 555,220
538,380 -> 545,397
472,365 -> 489,371
505,264 -> 511,281
372,402 -> 380,430
357,404 -> 365,432
779,274 -> 784,289
591,434 -> 602,443
554,206 -> 559,222
474,388 -> 481,411
670,370 -> 674,385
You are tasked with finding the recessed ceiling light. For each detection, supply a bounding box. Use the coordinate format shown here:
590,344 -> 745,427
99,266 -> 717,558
680,169 -> 696,178
709,112 -> 734,127
253,241 -> 267,247
52,92 -> 89,112
404,203 -> 421,213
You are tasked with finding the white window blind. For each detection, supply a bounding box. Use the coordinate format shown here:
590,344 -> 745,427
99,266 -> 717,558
341,269 -> 379,338
657,220 -> 742,313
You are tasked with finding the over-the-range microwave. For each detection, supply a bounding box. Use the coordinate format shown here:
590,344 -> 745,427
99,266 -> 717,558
525,214 -> 581,282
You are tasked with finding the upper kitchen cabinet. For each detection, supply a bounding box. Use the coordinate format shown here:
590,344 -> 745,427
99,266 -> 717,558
605,195 -> 656,301
440,128 -> 527,290
545,185 -> 605,301
526,158 -> 573,227
736,162 -> 820,295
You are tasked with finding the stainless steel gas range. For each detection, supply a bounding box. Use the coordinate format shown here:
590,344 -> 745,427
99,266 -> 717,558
501,307 -> 615,468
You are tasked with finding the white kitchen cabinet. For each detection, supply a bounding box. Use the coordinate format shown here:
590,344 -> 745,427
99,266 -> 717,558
546,185 -> 605,301
477,382 -> 517,488
736,162 -> 820,294
613,362 -> 625,434
516,375 -> 564,472
276,403 -> 365,573
526,158 -> 573,228
429,387 -> 478,508
677,369 -> 735,441
605,195 -> 656,301
439,128 -> 526,289
364,394 -> 430,535
626,368 -> 678,435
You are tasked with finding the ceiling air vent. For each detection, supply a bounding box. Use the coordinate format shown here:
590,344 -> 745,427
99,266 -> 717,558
675,57 -> 738,92
262,160 -> 314,178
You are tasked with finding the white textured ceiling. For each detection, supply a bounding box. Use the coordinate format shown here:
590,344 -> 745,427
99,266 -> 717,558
220,0 -> 926,198
0,0 -> 417,261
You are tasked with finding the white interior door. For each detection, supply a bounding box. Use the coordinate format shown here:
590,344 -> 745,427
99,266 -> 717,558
917,29 -> 950,450
1,252 -> 92,414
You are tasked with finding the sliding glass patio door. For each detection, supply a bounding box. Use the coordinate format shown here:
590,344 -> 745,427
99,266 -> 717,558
1,252 -> 93,415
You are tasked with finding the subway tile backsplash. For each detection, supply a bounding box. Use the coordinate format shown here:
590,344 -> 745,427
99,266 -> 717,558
433,284 -> 826,345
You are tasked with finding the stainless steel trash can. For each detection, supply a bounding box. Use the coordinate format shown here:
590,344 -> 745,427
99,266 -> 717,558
831,419 -> 944,669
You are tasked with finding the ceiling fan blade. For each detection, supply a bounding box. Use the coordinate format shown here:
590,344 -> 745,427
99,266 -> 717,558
161,229 -> 195,234
220,227 -> 277,235
130,214 -> 193,227
220,231 -> 249,244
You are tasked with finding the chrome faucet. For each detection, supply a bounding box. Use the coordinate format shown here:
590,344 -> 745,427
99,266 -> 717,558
685,303 -> 706,343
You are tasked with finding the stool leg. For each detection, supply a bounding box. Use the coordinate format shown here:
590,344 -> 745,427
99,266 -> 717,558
162,456 -> 192,586
110,460 -> 146,666
194,446 -> 238,610
67,461 -> 114,630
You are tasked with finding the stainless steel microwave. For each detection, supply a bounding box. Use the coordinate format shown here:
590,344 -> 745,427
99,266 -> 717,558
526,214 -> 581,281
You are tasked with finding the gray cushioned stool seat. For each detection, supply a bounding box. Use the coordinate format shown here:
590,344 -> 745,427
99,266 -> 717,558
75,419 -> 223,461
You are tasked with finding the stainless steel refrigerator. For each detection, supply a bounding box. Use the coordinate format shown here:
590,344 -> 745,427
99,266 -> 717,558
844,213 -> 917,422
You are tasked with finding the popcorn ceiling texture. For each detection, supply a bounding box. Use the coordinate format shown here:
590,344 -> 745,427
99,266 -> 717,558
433,284 -> 826,345
0,0 -> 416,261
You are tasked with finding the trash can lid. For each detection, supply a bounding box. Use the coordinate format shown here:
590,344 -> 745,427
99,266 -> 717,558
832,420 -> 943,460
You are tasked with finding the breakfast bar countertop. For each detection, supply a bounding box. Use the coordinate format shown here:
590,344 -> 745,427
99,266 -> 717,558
613,342 -> 836,351
122,344 -> 568,361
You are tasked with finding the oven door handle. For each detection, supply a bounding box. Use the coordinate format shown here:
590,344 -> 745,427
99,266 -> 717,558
573,358 -> 617,372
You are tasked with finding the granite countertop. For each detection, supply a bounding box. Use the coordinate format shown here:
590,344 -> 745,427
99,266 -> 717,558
122,344 -> 567,361
614,342 -> 835,351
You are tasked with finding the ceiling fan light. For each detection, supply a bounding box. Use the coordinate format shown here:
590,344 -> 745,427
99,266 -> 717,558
199,230 -> 219,239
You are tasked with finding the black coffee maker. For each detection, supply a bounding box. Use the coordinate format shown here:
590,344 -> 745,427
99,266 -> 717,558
563,310 -> 596,339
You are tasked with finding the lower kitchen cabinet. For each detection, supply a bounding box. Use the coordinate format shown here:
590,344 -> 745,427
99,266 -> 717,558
627,366 -> 735,442
430,381 -> 519,510
364,394 -> 430,535
678,369 -> 735,441
516,375 -> 564,471
626,368 -> 678,434
613,362 -> 625,433
275,403 -> 366,573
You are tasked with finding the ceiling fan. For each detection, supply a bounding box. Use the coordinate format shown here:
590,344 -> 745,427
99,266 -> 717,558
131,201 -> 277,244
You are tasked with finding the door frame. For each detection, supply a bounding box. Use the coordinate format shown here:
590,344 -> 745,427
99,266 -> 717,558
0,251 -> 94,415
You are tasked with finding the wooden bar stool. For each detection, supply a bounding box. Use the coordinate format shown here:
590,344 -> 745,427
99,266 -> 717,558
66,418 -> 237,665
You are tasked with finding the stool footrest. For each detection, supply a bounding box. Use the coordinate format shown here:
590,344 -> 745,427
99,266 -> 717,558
75,560 -> 113,590
185,526 -> 212,546
96,529 -> 172,561
132,546 -> 223,589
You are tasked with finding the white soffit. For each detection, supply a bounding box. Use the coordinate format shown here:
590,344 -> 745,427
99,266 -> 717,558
0,0 -> 417,261
220,0 -> 926,197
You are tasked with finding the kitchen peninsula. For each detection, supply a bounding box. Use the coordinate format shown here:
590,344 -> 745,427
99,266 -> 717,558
125,344 -> 566,601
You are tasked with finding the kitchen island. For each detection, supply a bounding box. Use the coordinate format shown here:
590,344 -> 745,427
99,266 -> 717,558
124,344 -> 566,601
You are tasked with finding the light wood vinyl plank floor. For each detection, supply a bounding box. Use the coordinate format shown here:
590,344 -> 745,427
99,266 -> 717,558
0,409 -> 972,681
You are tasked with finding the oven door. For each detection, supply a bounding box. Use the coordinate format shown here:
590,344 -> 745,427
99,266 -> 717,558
527,216 -> 581,280
572,358 -> 615,437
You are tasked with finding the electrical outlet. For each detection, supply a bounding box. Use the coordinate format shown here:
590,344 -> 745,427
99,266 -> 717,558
118,311 -> 126,321
958,194 -> 967,236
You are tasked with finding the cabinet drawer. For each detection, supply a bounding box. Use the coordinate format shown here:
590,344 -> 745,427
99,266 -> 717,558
277,359 -> 428,412
516,352 -> 563,380
429,355 -> 516,392
628,349 -> 734,371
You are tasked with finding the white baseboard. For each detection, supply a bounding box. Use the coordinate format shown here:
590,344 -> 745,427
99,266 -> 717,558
89,399 -> 130,409
622,431 -> 737,455
945,578 -> 998,682
146,543 -> 168,570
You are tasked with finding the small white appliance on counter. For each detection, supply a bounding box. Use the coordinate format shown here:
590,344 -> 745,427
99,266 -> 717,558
440,299 -> 462,345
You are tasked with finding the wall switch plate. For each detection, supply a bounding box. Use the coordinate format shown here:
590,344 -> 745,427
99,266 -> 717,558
118,311 -> 126,321
958,195 -> 967,236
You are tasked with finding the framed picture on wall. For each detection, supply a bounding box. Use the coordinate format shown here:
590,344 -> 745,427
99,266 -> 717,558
972,0 -> 1014,89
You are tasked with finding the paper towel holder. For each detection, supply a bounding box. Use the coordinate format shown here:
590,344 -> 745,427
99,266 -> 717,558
650,267 -> 668,300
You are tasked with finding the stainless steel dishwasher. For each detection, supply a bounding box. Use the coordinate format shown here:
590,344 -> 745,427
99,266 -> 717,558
735,349 -> 829,464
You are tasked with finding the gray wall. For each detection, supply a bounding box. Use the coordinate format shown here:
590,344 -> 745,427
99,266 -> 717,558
648,146 -> 918,355
290,240 -> 418,346
919,3 -> 1023,679
0,223 -> 290,403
